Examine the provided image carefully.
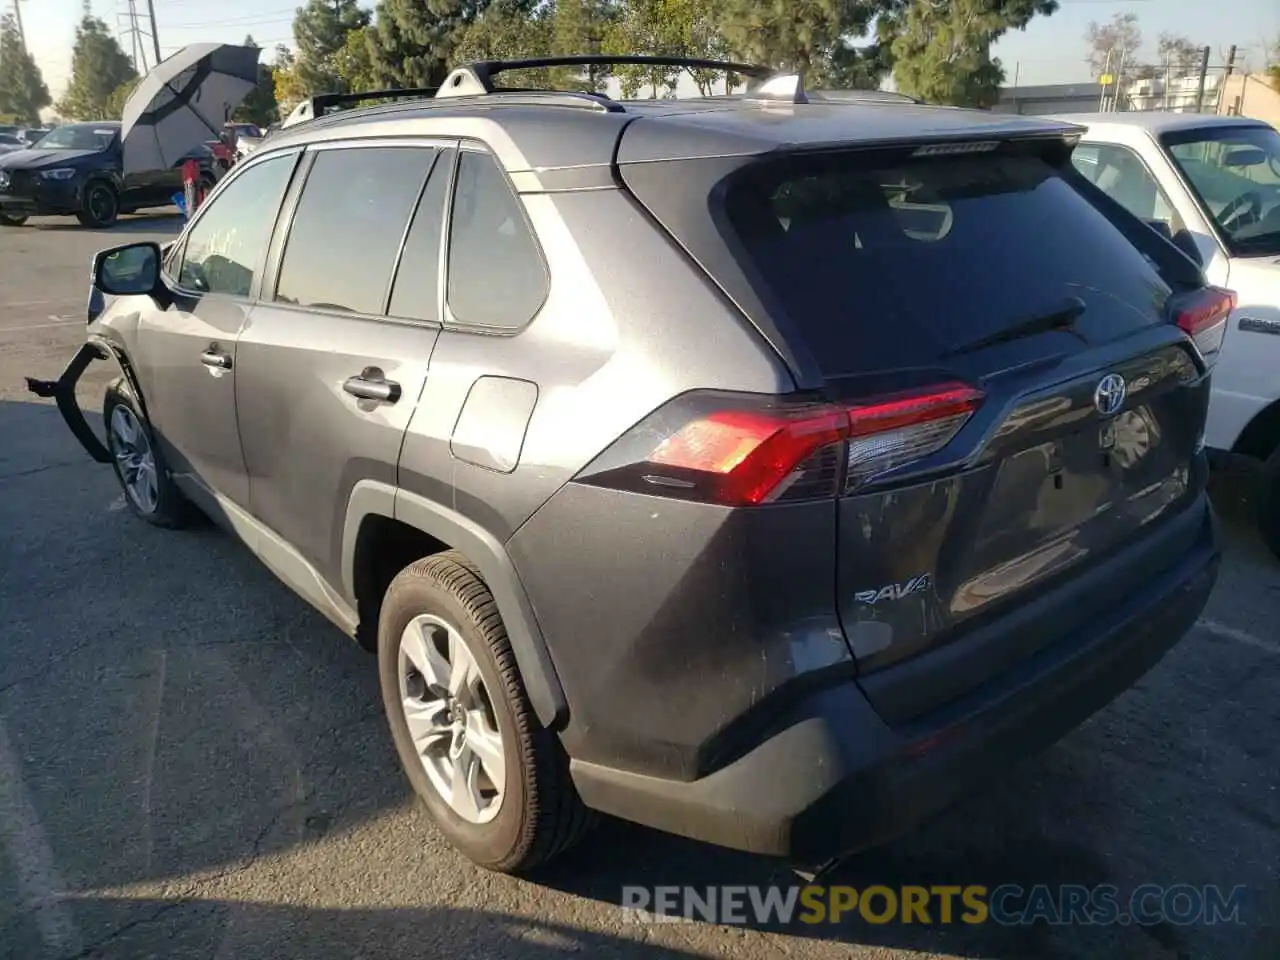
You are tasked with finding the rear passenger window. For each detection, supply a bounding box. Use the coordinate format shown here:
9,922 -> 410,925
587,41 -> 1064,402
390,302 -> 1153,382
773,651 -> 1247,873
275,146 -> 436,315
387,149 -> 452,323
446,150 -> 547,329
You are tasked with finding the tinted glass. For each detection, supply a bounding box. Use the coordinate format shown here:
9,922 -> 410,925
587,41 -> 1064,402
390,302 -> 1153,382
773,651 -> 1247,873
178,153 -> 296,297
1072,144 -> 1180,229
1162,124 -> 1280,257
388,150 -> 451,322
721,150 -> 1172,373
446,151 -> 547,329
35,123 -> 117,151
275,146 -> 436,315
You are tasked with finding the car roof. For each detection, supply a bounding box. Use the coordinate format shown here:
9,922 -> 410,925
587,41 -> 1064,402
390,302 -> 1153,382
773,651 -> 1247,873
263,88 -> 1079,181
1042,111 -> 1268,136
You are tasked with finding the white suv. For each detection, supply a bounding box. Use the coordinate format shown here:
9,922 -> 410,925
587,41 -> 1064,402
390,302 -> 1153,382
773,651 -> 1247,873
1056,111 -> 1280,558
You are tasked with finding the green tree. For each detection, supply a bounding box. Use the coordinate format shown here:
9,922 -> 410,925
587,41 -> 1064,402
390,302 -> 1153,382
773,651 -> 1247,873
334,26 -> 381,92
292,0 -> 370,95
272,45 -> 308,115
368,0 -> 493,89
891,0 -> 1057,107
455,1 -> 556,87
56,14 -> 137,120
234,35 -> 280,127
553,0 -> 620,93
714,0 -> 884,85
105,76 -> 141,119
602,0 -> 740,98
0,14 -> 51,125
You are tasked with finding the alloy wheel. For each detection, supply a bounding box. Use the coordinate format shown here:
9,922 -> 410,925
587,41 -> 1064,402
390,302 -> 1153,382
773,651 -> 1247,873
398,613 -> 506,824
109,405 -> 159,514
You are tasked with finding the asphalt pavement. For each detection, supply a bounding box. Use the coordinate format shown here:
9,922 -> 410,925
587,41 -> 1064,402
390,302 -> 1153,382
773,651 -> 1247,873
1,214 -> 1277,960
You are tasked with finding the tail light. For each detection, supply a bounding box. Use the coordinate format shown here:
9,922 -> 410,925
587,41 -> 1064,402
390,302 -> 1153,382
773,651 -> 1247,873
1173,286 -> 1235,368
575,384 -> 983,507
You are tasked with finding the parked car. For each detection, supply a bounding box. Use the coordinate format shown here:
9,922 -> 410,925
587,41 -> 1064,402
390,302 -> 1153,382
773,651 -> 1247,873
18,127 -> 52,146
29,57 -> 1222,877
1056,112 -> 1280,558
0,120 -> 218,227
0,133 -> 25,154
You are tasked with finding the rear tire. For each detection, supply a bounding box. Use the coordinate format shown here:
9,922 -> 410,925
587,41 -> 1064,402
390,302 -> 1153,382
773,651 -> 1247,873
0,212 -> 27,226
77,181 -> 119,228
1257,447 -> 1280,562
103,378 -> 198,529
378,551 -> 593,874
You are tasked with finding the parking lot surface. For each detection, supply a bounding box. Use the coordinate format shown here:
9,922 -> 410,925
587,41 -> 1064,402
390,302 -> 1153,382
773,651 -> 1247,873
1,216 -> 1277,959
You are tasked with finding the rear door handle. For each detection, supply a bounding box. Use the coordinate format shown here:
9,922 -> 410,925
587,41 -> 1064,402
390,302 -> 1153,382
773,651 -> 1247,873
200,349 -> 231,370
343,372 -> 401,404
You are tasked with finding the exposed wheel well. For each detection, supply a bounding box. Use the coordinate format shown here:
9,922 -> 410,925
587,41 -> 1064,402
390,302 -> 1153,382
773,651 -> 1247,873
1232,398 -> 1280,462
352,514 -> 449,651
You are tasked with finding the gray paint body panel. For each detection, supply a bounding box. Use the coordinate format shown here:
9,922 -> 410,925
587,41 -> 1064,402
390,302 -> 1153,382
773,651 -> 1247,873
450,376 -> 538,473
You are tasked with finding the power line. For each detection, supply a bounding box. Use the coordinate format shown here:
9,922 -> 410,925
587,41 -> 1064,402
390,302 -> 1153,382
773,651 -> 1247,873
161,9 -> 296,29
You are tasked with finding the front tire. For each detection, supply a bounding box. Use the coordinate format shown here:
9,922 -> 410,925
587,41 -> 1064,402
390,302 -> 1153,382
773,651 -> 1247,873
0,212 -> 27,226
378,551 -> 592,874
103,379 -> 197,528
77,181 -> 119,228
1257,448 -> 1280,562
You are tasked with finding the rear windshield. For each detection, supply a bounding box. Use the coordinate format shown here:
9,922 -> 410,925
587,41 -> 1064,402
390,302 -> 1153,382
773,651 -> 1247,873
720,149 -> 1173,374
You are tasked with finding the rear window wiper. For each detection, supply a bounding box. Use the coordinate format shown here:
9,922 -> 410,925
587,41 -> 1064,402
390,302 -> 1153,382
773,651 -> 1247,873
946,296 -> 1087,356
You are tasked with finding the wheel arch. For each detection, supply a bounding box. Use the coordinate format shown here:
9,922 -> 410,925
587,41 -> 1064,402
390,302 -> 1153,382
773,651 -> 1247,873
1231,397 -> 1280,462
343,480 -> 568,731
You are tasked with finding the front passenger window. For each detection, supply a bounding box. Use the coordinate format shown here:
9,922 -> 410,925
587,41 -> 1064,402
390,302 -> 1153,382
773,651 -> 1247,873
178,153 -> 297,297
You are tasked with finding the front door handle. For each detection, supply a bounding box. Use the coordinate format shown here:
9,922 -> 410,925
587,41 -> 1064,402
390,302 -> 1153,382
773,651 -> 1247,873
200,349 -> 231,370
343,371 -> 401,404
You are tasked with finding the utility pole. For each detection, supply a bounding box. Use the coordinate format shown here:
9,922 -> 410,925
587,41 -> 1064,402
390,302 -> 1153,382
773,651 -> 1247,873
1193,45 -> 1210,113
13,0 -> 27,56
1225,44 -> 1237,78
145,0 -> 160,67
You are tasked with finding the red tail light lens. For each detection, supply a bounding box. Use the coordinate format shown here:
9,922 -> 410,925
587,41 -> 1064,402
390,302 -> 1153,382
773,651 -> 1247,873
576,384 -> 983,507
1174,286 -> 1235,368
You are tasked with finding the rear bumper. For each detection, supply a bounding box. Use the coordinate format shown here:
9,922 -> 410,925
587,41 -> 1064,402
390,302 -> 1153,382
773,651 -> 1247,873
569,495 -> 1220,862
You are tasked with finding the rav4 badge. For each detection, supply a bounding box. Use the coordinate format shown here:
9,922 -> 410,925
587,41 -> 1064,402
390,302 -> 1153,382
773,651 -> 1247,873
855,574 -> 932,605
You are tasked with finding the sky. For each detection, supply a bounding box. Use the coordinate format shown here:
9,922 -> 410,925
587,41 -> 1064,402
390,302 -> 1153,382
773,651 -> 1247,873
17,0 -> 1279,101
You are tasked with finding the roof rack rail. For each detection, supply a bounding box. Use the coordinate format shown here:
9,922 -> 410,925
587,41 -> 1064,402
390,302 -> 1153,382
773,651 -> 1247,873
284,86 -> 441,127
436,54 -> 780,100
808,88 -> 923,105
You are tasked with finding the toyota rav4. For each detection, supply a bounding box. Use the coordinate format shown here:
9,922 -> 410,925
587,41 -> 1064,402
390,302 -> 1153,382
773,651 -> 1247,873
28,56 -> 1223,876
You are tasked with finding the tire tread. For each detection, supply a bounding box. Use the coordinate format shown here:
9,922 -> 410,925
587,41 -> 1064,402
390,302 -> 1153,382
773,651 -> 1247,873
391,550 -> 593,873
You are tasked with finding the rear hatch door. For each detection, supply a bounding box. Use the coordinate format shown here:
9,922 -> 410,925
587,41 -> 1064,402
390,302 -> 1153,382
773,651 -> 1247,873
621,133 -> 1211,720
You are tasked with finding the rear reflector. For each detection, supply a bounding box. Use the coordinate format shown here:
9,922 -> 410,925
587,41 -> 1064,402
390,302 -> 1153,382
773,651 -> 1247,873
1173,286 -> 1236,368
576,384 -> 983,507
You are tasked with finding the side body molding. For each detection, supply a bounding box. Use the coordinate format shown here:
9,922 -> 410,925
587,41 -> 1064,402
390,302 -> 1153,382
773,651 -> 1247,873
342,479 -> 568,730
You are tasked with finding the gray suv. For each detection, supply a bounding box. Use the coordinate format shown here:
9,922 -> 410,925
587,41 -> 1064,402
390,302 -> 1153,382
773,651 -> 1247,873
29,56 -> 1224,876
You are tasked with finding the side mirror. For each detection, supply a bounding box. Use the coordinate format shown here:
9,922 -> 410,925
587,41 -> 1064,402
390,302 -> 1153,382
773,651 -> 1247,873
93,241 -> 163,297
1145,218 -> 1173,241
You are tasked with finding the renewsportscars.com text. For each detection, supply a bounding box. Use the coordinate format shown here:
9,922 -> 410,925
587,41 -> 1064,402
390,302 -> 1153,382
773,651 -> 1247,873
621,883 -> 1246,927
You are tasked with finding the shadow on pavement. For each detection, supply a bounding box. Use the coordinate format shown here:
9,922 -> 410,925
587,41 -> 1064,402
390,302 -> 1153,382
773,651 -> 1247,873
1,397 -> 1275,960
20,213 -> 184,235
19,900 -> 708,960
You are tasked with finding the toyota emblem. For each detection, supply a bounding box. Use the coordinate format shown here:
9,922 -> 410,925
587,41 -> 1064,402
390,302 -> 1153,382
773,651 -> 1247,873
1094,373 -> 1127,417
